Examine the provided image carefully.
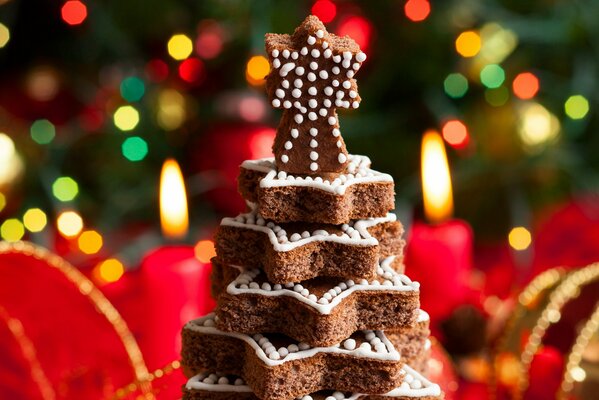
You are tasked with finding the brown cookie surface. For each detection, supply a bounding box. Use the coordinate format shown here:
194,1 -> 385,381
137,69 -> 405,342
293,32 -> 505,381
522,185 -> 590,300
215,211 -> 404,283
239,155 -> 395,224
212,257 -> 419,347
183,365 -> 443,400
182,314 -> 404,400
265,15 -> 366,175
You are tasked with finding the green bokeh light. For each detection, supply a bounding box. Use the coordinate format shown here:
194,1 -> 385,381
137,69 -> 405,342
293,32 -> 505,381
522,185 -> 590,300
120,77 -> 145,102
444,73 -> 469,98
52,176 -> 79,201
564,95 -> 589,119
480,64 -> 505,89
30,119 -> 56,144
484,86 -> 510,107
122,136 -> 148,161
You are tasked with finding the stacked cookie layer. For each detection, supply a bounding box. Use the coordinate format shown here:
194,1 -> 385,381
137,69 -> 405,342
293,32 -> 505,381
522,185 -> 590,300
181,15 -> 443,400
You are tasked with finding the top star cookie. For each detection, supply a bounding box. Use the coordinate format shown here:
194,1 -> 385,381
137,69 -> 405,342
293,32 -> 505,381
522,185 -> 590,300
265,15 -> 366,175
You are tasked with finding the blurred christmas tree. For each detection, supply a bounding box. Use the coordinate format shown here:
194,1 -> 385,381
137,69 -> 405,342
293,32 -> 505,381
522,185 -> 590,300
0,0 -> 598,279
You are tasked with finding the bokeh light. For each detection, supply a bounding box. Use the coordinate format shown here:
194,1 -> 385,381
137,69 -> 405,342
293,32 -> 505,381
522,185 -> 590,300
61,1 -> 88,26
508,226 -> 532,251
337,16 -> 372,51
120,77 -> 145,102
145,59 -> 169,82
0,133 -> 24,186
26,66 -> 60,102
56,211 -> 83,237
195,240 -> 216,263
113,105 -> 140,131
444,73 -> 469,98
239,96 -> 266,122
1,219 -> 24,242
0,23 -> 10,48
246,55 -> 270,86
78,230 -> 103,254
121,136 -> 148,161
30,119 -> 56,144
94,258 -> 125,283
480,64 -> 505,88
179,58 -> 204,83
157,89 -> 186,130
484,86 -> 509,107
479,23 -> 518,64
455,31 -> 481,57
518,103 -> 560,149
512,72 -> 539,100
442,120 -> 469,148
0,193 -> 5,212
23,208 -> 47,232
404,0 -> 431,22
167,34 -> 193,60
564,95 -> 589,120
52,176 -> 79,201
195,20 -> 225,59
312,0 -> 337,23
249,128 -> 276,159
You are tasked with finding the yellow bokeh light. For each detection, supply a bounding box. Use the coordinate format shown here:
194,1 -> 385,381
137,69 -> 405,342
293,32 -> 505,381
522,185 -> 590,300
78,230 -> 103,254
0,132 -> 24,186
518,103 -> 560,150
94,258 -> 125,283
167,34 -> 193,61
564,95 -> 589,120
508,226 -> 532,251
0,23 -> 10,48
23,208 -> 47,232
113,105 -> 140,131
421,130 -> 453,223
246,55 -> 270,86
455,31 -> 481,58
194,240 -> 216,263
56,210 -> 83,237
478,23 -> 518,64
1,218 -> 24,242
0,192 -> 5,212
157,89 -> 186,130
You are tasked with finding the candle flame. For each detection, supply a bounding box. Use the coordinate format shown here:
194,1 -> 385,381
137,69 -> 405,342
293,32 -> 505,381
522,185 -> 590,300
160,158 -> 189,239
421,130 -> 454,223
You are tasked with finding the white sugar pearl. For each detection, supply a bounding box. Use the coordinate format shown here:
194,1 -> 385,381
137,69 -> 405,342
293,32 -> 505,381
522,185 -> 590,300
276,89 -> 285,98
371,337 -> 382,345
293,284 -> 304,292
323,293 -> 332,301
359,278 -> 368,285
218,377 -> 229,385
333,55 -> 341,63
353,63 -> 361,70
360,342 -> 372,351
278,347 -> 289,357
311,49 -> 320,58
285,282 -> 294,288
328,116 -> 337,125
335,99 -> 343,107
356,52 -> 367,62
271,49 -> 279,57
203,377 -> 215,384
310,128 -> 318,136
338,153 -> 347,163
239,284 -> 248,289
292,89 -> 301,98
258,337 -> 269,345
346,280 -> 355,287
322,41 -> 329,49
308,99 -> 317,108
234,378 -> 244,385
282,49 -> 290,58
308,294 -> 318,302
272,99 -> 281,107
280,62 -> 295,77
282,80 -> 290,88
299,342 -> 310,350
272,58 -> 281,68
352,101 -> 359,108
346,70 -> 355,78
339,283 -> 347,290
332,128 -> 340,137
343,80 -> 351,89
324,87 -> 333,96
290,233 -> 301,241
306,112 -> 315,120
268,351 -> 280,360
203,318 -> 215,327
316,29 -> 324,38
332,80 -> 339,87
310,139 -> 318,148
319,108 -> 327,116
343,59 -> 351,68
281,155 -> 289,163
294,79 -> 303,88
291,128 -> 299,138
343,339 -> 357,350
291,51 -> 298,59
288,344 -> 299,353
343,51 -> 352,59
301,231 -> 310,238
301,47 -> 308,55
310,151 -> 319,161
324,99 -> 332,107
310,61 -> 318,70
283,100 -> 292,109
249,282 -> 259,289
307,36 -> 316,45
307,72 -> 316,82
273,284 -> 282,290
310,162 -> 318,171
349,90 -> 357,98
411,380 -> 423,389
318,297 -> 329,304
319,70 -> 328,79
296,66 -> 305,76
294,114 -> 303,123
336,91 -> 344,99
334,286 -> 342,294
308,87 -> 317,95
323,48 -> 332,58
332,67 -> 340,75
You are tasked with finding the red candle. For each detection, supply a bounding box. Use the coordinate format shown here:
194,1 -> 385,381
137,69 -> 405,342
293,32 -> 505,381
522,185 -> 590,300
405,131 -> 474,332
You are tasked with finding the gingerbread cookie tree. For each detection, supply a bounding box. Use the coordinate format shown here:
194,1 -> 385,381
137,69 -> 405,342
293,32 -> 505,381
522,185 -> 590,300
181,15 -> 444,400
266,15 -> 365,175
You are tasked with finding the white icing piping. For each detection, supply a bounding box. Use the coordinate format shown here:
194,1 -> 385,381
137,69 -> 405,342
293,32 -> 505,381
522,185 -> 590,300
241,154 -> 394,195
185,313 -> 400,367
186,364 -> 441,398
221,210 -> 396,252
226,256 -> 420,315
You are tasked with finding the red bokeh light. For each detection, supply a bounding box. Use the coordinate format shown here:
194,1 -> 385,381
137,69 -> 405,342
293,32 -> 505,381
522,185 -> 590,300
512,72 -> 540,100
61,1 -> 88,26
442,120 -> 469,149
196,20 -> 225,59
337,16 -> 372,52
178,58 -> 204,83
404,0 -> 431,22
312,0 -> 337,23
145,59 -> 169,82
